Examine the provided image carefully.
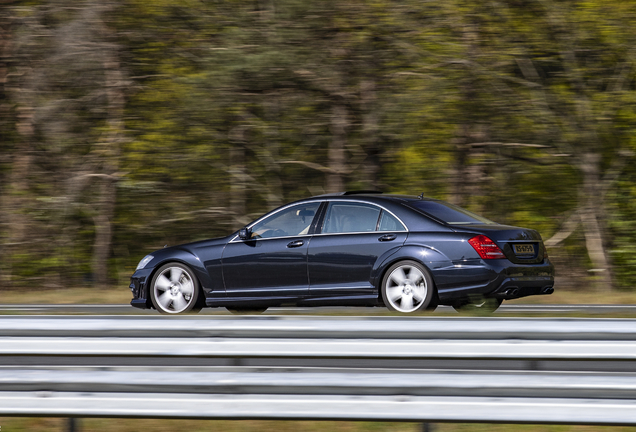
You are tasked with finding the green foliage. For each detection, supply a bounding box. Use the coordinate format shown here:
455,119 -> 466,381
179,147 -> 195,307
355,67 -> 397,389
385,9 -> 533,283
1,0 -> 636,290
609,162 -> 636,290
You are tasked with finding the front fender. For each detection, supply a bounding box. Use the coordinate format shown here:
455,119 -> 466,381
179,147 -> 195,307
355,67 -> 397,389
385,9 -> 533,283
144,248 -> 213,299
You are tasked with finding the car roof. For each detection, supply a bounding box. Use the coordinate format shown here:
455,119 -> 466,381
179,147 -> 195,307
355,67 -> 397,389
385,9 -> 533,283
310,191 -> 436,203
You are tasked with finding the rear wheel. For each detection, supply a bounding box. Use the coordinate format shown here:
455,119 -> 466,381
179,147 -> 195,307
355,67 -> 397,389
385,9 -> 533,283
150,263 -> 201,314
381,260 -> 434,313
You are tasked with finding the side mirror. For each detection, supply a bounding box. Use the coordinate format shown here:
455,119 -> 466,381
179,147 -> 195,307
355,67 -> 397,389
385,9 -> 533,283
238,227 -> 252,240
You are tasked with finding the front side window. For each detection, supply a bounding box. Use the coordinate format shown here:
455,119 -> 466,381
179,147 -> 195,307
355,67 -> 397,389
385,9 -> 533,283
250,202 -> 320,239
322,202 -> 381,234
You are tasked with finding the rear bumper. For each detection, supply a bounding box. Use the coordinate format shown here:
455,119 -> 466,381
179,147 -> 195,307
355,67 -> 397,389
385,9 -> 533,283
434,258 -> 554,303
490,277 -> 554,300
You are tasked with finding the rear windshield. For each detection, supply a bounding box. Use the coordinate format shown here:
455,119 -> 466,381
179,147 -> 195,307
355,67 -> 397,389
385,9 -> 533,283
406,200 -> 495,225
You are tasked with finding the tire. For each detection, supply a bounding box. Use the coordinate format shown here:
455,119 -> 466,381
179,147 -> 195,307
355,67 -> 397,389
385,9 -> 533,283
426,294 -> 439,312
150,263 -> 201,314
226,307 -> 268,315
381,260 -> 434,313
452,297 -> 502,313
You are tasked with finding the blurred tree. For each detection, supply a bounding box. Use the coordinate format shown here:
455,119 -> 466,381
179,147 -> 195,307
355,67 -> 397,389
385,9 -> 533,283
509,0 -> 636,290
0,1 -> 127,287
1,0 -> 635,292
0,1 -> 15,285
1,4 -> 41,285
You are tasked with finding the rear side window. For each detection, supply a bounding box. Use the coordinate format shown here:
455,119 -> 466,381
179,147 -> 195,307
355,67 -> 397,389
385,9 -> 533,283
378,211 -> 406,232
323,202 -> 381,234
407,200 -> 495,225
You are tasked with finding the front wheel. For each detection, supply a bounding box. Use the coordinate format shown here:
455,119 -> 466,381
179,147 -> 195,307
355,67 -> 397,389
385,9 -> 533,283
150,263 -> 201,314
381,260 -> 434,313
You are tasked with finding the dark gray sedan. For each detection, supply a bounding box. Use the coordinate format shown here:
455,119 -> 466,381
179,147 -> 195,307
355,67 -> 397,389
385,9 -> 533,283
129,192 -> 554,314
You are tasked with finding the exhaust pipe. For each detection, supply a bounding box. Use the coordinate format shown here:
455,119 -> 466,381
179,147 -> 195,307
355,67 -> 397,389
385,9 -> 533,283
504,288 -> 520,298
542,286 -> 554,294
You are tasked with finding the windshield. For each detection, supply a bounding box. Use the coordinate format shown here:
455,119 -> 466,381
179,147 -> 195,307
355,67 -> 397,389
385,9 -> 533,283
407,200 -> 496,225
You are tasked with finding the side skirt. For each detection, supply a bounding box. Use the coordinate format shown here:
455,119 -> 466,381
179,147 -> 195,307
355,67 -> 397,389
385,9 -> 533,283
205,294 -> 379,309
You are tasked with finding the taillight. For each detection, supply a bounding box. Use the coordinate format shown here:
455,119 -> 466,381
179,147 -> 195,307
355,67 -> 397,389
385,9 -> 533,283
543,246 -> 548,258
468,235 -> 506,259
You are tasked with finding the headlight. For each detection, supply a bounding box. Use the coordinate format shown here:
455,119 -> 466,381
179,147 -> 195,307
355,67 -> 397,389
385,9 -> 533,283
136,255 -> 154,270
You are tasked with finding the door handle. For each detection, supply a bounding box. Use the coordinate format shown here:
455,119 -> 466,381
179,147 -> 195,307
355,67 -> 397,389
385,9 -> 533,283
378,234 -> 397,242
287,240 -> 304,248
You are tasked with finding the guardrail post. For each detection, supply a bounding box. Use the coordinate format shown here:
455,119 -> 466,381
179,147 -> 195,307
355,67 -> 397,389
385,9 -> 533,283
421,423 -> 434,432
68,417 -> 79,432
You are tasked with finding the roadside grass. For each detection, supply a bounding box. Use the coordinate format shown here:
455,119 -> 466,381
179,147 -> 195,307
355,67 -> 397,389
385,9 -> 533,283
0,418 -> 634,432
0,287 -> 131,304
513,287 -> 636,305
1,285 -> 635,305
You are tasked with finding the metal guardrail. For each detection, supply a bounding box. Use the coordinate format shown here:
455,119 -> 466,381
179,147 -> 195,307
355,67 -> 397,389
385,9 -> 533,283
3,391 -> 636,424
2,368 -> 636,399
3,303 -> 636,315
3,315 -> 636,339
2,316 -> 636,425
3,337 -> 636,359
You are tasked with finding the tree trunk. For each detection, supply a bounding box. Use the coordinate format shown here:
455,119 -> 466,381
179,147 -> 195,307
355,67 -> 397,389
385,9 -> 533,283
3,93 -> 35,286
264,97 -> 283,209
0,12 -> 12,285
449,130 -> 468,207
5,115 -> 33,247
449,21 -> 480,207
360,79 -> 379,189
229,145 -> 247,230
92,175 -> 117,287
91,14 -> 125,288
327,102 -> 347,193
579,152 -> 612,290
266,176 -> 283,209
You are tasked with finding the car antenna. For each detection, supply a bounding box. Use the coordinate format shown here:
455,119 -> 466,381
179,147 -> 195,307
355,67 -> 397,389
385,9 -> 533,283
418,192 -> 425,200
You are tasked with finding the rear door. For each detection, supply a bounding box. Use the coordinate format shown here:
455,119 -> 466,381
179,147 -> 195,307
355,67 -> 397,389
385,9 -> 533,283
307,201 -> 408,298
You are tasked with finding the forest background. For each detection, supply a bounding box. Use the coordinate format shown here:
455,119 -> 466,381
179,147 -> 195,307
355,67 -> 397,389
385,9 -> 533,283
1,0 -> 636,293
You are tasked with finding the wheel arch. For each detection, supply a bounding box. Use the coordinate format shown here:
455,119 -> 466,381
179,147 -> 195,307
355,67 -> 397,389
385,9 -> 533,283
372,246 -> 447,301
144,252 -> 209,304
148,261 -> 203,314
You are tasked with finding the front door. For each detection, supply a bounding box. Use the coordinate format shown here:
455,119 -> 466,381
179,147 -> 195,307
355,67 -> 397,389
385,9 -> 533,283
222,202 -> 321,299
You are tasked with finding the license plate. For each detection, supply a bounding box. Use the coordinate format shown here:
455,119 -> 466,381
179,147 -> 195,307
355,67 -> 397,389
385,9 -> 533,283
514,244 -> 535,255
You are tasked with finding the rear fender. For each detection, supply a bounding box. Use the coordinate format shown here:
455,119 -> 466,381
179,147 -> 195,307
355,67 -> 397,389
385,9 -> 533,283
371,245 -> 451,289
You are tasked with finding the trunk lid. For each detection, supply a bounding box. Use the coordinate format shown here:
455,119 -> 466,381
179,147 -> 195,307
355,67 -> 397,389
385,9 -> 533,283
453,224 -> 547,264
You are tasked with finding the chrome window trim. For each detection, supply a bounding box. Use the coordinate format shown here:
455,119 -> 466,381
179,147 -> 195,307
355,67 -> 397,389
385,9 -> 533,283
314,230 -> 405,237
229,198 -> 408,243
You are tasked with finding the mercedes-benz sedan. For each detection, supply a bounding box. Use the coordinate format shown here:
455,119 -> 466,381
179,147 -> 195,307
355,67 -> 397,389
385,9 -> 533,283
129,192 -> 554,314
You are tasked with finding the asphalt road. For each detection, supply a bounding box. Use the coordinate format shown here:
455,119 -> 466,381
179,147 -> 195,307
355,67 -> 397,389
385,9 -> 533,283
1,303 -> 636,315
